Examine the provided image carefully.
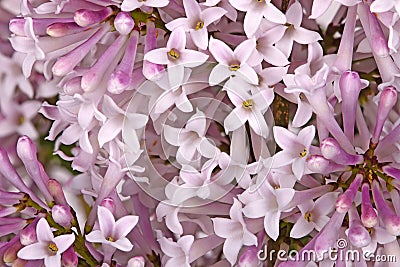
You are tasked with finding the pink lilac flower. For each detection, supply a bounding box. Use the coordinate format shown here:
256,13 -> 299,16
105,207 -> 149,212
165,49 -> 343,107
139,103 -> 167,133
17,218 -> 75,267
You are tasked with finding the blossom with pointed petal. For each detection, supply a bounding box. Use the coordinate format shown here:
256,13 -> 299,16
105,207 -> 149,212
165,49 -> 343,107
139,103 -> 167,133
272,125 -> 315,179
208,37 -> 258,86
86,206 -> 139,252
144,27 -> 209,88
158,235 -> 194,267
17,218 -> 75,267
229,0 -> 286,37
166,0 -> 226,50
212,199 -> 257,265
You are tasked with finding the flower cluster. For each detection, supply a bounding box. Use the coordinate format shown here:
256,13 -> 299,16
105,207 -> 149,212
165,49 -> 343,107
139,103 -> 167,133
1,0 -> 400,266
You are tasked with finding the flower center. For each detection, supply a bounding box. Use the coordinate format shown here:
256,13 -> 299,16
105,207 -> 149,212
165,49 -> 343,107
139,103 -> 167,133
255,0 -> 265,3
107,236 -> 115,242
48,242 -> 58,254
195,21 -> 204,30
299,148 -> 307,157
229,64 -> 240,71
167,48 -> 180,60
304,211 -> 312,222
242,100 -> 253,109
17,115 -> 25,125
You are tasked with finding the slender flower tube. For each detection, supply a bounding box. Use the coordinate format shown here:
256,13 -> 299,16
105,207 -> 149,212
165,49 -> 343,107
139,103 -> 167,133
320,137 -> 363,165
372,180 -> 400,236
371,86 -> 398,144
17,136 -> 53,204
142,20 -> 164,81
47,179 -> 68,206
339,71 -> 363,143
306,155 -> 349,175
361,183 -> 378,228
73,7 -> 114,27
335,174 -> 363,213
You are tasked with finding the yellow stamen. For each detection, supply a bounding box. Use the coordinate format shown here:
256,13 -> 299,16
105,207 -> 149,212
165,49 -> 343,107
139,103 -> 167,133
229,64 -> 240,71
18,116 -> 25,125
304,211 -> 312,222
107,236 -> 115,242
48,243 -> 58,254
299,148 -> 307,157
167,48 -> 179,60
242,100 -> 253,109
195,21 -> 204,30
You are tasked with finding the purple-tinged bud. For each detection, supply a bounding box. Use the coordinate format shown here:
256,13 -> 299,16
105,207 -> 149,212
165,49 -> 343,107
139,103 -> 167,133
63,77 -> 83,95
0,148 -> 45,207
339,71 -> 362,142
361,183 -> 378,228
62,247 -> 78,267
372,86 -> 398,144
335,174 -> 362,213
17,136 -> 53,203
114,12 -> 135,35
306,155 -> 348,175
347,206 -> 371,247
321,137 -> 363,165
46,22 -> 85,37
47,179 -> 68,206
9,18 -> 26,36
127,256 -> 145,267
81,35 -> 128,92
52,205 -> 73,228
3,241 -> 22,264
108,32 -> 138,94
100,198 -> 116,214
372,180 -> 400,235
238,246 -> 260,267
74,7 -> 113,27
52,24 -> 111,77
369,12 -> 390,58
20,221 -> 38,246
143,20 -> 164,80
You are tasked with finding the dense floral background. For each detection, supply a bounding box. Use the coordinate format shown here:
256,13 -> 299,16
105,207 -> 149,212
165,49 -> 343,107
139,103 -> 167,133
1,0 -> 400,266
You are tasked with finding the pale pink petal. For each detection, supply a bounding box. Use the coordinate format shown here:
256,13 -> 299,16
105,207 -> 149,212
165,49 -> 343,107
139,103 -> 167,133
243,199 -> 272,218
158,237 -> 182,257
115,215 -> 139,239
36,218 -> 54,242
163,125 -> 181,146
145,0 -> 169,7
292,157 -> 306,179
370,0 -> 394,13
248,111 -> 269,138
209,37 -> 234,65
237,64 -> 258,85
179,50 -> 209,67
183,0 -> 202,20
213,218 -> 240,238
286,1 -> 303,27
143,48 -> 169,65
175,92 -> 193,113
167,27 -> 186,51
310,0 -> 332,19
85,230 -> 105,243
272,151 -> 295,167
209,64 -> 231,86
273,126 -> 298,150
113,237 -> 134,251
45,254 -> 61,267
275,188 -> 295,209
202,7 -> 226,26
17,243 -> 47,260
98,117 -> 123,147
166,18 -> 189,31
235,38 -> 256,63
298,125 -> 316,147
224,108 -> 248,134
264,4 -> 286,24
292,100 -> 313,127
98,206 -> 115,238
290,217 -> 314,238
199,138 -> 217,158
264,210 -> 280,240
258,45 -> 290,66
292,27 -> 322,44
177,235 -> 194,254
168,64 -> 185,89
190,28 -> 208,50
121,0 -> 142,11
244,10 -> 263,37
223,237 -> 243,265
53,234 -> 75,253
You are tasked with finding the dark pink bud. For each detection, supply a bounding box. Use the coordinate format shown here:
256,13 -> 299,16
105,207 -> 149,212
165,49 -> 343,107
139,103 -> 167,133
62,246 -> 78,267
74,7 -> 113,27
372,86 -> 397,144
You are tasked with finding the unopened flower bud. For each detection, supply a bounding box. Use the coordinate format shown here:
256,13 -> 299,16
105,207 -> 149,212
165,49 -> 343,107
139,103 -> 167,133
361,183 -> 378,228
100,198 -> 116,214
238,246 -> 260,267
306,155 -> 347,175
3,241 -> 22,264
348,206 -> 371,247
46,22 -> 83,37
20,222 -> 37,246
336,174 -> 362,213
62,247 -> 78,267
372,86 -> 398,144
47,179 -> 68,206
321,137 -> 363,165
52,205 -> 73,228
74,7 -> 113,27
114,12 -> 135,35
127,256 -> 145,267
